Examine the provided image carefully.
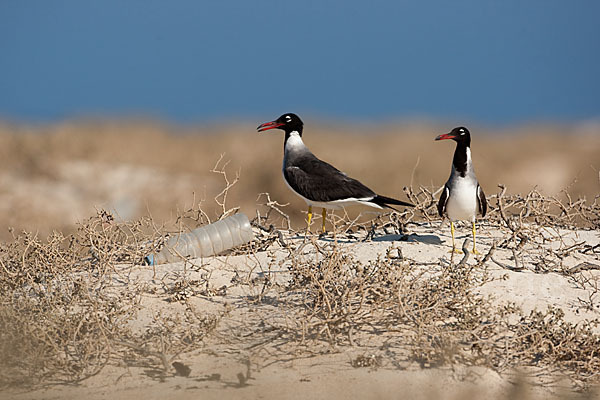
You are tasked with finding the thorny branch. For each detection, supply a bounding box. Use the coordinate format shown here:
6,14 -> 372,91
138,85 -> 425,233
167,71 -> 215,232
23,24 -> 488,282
211,153 -> 241,219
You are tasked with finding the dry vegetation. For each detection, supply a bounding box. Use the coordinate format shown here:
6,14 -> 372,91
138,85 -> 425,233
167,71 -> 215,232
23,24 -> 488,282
264,187 -> 600,386
0,119 -> 599,398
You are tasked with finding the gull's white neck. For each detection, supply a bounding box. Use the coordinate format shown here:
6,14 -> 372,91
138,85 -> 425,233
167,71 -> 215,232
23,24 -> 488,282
465,147 -> 472,168
285,131 -> 306,153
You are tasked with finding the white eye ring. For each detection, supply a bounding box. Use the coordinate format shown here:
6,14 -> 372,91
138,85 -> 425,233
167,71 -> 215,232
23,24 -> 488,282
286,116 -> 291,121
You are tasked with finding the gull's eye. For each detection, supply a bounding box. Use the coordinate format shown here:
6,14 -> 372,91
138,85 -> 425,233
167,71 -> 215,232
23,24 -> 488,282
286,116 -> 292,122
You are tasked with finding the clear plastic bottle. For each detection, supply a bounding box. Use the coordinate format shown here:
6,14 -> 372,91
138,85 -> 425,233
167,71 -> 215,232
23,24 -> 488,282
146,213 -> 254,265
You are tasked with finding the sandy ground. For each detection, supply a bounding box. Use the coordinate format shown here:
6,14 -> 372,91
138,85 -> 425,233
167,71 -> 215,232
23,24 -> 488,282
4,221 -> 600,400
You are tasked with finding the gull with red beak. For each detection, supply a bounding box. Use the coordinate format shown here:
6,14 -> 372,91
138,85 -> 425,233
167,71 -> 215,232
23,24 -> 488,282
436,126 -> 487,253
257,113 -> 414,233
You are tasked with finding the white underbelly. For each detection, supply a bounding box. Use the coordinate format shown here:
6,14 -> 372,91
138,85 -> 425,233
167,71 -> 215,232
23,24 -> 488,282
305,197 -> 381,210
446,181 -> 477,222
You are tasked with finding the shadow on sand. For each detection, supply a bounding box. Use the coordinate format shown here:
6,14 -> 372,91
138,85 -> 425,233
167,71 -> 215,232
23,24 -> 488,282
373,233 -> 443,245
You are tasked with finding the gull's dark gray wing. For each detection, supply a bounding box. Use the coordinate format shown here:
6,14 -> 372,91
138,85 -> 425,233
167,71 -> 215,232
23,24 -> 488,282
284,154 -> 375,203
477,184 -> 487,217
437,184 -> 449,218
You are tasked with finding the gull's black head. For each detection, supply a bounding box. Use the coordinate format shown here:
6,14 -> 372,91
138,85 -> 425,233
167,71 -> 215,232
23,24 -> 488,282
257,113 -> 304,135
435,126 -> 471,146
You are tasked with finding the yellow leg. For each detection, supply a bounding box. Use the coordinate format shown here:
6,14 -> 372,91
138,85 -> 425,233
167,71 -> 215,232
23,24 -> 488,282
307,205 -> 313,232
450,221 -> 462,254
472,222 -> 480,254
322,208 -> 327,233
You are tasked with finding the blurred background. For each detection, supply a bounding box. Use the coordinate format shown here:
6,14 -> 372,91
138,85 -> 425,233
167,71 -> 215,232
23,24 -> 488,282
0,0 -> 599,240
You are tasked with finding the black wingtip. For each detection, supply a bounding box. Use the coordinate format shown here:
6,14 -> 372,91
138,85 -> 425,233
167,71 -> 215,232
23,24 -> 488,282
373,195 -> 415,209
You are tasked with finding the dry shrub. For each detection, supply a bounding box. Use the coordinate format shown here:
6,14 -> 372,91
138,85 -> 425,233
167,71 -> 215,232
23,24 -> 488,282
0,210 -> 217,387
257,185 -> 600,389
402,183 -> 600,229
273,238 -> 600,388
0,159 -> 246,387
0,215 -> 143,385
403,183 -> 600,273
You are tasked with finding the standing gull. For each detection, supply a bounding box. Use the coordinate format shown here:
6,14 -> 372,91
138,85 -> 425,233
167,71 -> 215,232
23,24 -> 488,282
436,126 -> 487,253
257,113 -> 413,232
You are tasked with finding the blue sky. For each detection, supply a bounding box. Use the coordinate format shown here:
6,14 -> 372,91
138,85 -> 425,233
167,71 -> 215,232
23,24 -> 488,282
1,0 -> 599,125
